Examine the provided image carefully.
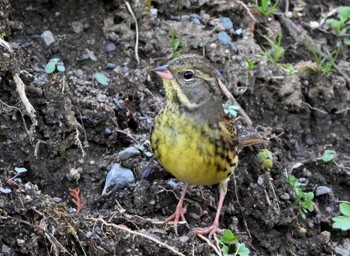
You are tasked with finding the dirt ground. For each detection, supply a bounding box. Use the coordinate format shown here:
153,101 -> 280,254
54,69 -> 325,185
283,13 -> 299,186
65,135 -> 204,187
1,0 -> 350,255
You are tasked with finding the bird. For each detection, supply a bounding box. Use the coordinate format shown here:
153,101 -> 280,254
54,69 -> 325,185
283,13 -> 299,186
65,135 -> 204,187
150,54 -> 265,237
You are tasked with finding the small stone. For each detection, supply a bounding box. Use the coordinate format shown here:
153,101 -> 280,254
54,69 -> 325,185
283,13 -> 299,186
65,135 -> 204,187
219,16 -> 233,30
280,193 -> 290,200
104,128 -> 112,138
257,176 -> 264,186
285,11 -> 293,18
167,180 -> 179,189
118,147 -> 141,160
318,231 -> 330,244
53,197 -> 62,203
150,8 -> 158,16
309,21 -> 320,29
74,69 -> 84,78
106,63 -> 116,69
121,66 -> 129,74
101,163 -> 135,195
71,21 -> 84,33
85,231 -> 93,238
179,236 -> 190,243
41,30 -> 55,46
96,94 -> 107,103
66,167 -> 81,181
106,42 -> 117,52
217,31 -> 231,45
315,186 -> 332,196
17,239 -> 25,246
192,17 -> 201,25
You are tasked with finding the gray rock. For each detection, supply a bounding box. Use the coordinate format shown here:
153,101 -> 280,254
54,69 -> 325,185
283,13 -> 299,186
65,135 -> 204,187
315,186 -> 332,196
41,30 -> 55,46
118,147 -> 141,160
71,21 -> 84,33
106,42 -> 117,52
106,63 -> 116,69
280,193 -> 290,200
102,163 -> 135,195
219,16 -> 233,30
217,31 -> 231,45
53,197 -> 62,203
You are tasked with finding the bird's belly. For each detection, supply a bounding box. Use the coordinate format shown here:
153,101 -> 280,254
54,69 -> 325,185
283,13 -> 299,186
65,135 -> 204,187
151,113 -> 238,186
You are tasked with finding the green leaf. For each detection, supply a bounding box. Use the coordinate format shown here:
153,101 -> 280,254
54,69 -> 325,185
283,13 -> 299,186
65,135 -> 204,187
317,150 -> 336,162
332,216 -> 350,231
340,203 -> 350,217
94,72 -> 109,86
237,243 -> 250,256
221,245 -> 229,255
56,60 -> 65,72
343,37 -> 350,45
45,61 -> 56,74
339,6 -> 350,20
220,230 -> 239,245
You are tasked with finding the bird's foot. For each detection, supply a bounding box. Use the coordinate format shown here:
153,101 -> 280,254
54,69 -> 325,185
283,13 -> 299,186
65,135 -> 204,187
192,222 -> 224,238
164,205 -> 189,234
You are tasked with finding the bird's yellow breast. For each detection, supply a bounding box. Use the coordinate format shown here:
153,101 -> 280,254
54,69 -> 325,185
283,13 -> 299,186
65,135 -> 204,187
151,106 -> 238,186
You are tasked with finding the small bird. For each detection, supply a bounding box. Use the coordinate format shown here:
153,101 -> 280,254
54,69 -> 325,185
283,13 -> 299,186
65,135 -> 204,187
151,54 -> 265,237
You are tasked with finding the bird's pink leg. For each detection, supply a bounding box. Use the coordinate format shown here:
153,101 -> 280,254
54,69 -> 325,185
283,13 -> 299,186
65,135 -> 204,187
165,183 -> 190,234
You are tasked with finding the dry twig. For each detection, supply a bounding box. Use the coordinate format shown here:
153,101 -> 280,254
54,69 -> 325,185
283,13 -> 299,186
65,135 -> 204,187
86,217 -> 185,256
124,1 -> 140,64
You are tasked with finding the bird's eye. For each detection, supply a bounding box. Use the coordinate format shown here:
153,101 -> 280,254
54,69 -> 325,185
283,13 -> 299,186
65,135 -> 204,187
183,71 -> 194,80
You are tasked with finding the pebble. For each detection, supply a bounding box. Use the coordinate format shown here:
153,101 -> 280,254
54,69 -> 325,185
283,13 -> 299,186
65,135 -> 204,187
167,180 -> 179,189
74,69 -> 84,78
71,21 -> 84,33
85,231 -> 93,238
304,135 -> 316,146
280,193 -> 290,200
105,42 -> 117,52
217,31 -> 231,45
121,66 -> 129,74
315,186 -> 332,196
53,197 -> 62,203
96,94 -> 107,103
104,128 -> 112,138
318,231 -> 330,244
179,236 -> 190,243
219,16 -> 233,30
101,163 -> 135,195
106,63 -> 116,69
257,176 -> 264,186
150,8 -> 158,16
117,147 -> 141,160
41,30 -> 55,46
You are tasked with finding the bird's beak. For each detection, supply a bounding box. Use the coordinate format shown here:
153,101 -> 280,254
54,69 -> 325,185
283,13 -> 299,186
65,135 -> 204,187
151,65 -> 174,80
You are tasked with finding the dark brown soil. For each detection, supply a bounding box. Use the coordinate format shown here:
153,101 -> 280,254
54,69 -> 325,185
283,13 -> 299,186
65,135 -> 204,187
1,0 -> 350,255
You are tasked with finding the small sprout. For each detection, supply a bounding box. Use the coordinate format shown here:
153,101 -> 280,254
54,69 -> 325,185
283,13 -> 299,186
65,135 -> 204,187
325,6 -> 350,45
257,149 -> 273,170
332,202 -> 350,231
45,57 -> 65,74
169,30 -> 185,59
15,167 -> 28,173
219,229 -> 250,256
0,187 -> 12,194
94,72 -> 109,86
243,57 -> 256,70
254,0 -> 280,17
223,100 -> 240,118
261,32 -> 285,63
317,150 -> 337,162
286,172 -> 315,219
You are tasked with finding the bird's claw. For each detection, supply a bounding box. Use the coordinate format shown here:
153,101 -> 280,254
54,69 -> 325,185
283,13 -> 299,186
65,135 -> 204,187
164,205 -> 189,234
192,222 -> 224,239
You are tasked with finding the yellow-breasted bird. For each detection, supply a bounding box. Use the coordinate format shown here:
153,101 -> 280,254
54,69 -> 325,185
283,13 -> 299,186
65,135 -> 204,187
151,54 -> 265,237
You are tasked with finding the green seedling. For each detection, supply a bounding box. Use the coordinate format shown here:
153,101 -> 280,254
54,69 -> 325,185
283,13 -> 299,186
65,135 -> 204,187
45,57 -> 65,74
278,63 -> 298,75
223,100 -> 240,118
243,57 -> 256,70
257,149 -> 273,170
326,6 -> 350,45
316,150 -> 337,163
0,32 -> 6,39
219,230 -> 250,256
261,32 -> 285,63
306,42 -> 339,74
332,202 -> 350,231
138,142 -> 153,158
286,172 -> 315,219
169,30 -> 184,59
254,0 -> 280,16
